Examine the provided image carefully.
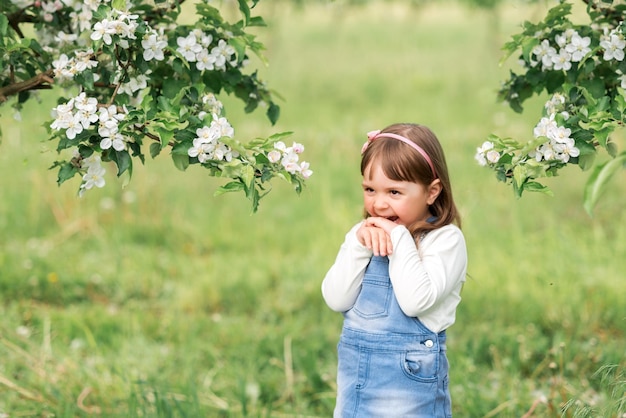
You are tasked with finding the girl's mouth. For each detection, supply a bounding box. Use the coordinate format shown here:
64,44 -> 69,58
386,216 -> 399,223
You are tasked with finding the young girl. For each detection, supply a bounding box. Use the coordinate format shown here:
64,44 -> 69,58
322,123 -> 467,417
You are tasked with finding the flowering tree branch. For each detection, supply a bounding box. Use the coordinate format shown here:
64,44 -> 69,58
0,69 -> 54,103
476,0 -> 626,215
0,0 -> 311,212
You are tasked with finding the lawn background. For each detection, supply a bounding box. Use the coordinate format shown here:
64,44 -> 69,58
1,1 -> 625,416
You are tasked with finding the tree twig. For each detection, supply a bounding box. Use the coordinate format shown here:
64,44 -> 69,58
0,69 -> 54,103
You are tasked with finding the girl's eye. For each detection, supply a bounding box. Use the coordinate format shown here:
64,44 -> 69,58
390,190 -> 400,195
364,187 -> 374,193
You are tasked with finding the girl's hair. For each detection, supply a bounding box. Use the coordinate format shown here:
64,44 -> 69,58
360,123 -> 461,238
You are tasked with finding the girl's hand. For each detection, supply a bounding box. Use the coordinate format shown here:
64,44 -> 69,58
364,216 -> 399,235
357,222 -> 393,257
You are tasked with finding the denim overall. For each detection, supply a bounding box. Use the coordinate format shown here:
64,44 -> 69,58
335,255 -> 452,418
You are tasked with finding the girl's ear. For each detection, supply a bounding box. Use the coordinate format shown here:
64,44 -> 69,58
427,179 -> 442,206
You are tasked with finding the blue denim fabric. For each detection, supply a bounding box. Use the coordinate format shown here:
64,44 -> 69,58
335,256 -> 452,418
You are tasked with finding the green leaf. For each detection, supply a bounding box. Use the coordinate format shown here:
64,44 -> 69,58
157,96 -> 174,112
214,180 -> 244,196
615,89 -> 626,114
171,153 -> 189,171
163,79 -> 188,100
171,141 -> 191,156
229,37 -> 247,64
523,181 -> 553,196
150,142 -> 161,158
241,164 -> 255,190
248,16 -> 266,27
153,125 -> 176,150
55,162 -> 79,185
577,149 -> 597,171
545,71 -> 565,94
195,3 -> 224,25
237,0 -> 251,26
607,141 -> 618,158
111,0 -> 125,10
544,2 -> 572,25
268,131 -> 294,142
267,103 -> 280,125
583,152 -> 626,216
0,14 -> 8,36
520,37 -> 539,62
512,164 -> 528,190
112,150 -> 132,177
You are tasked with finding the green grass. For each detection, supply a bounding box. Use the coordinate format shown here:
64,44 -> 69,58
1,1 -> 625,417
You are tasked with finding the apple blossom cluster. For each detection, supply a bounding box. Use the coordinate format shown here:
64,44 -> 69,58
530,26 -> 626,73
187,115 -> 239,163
530,29 -> 592,71
474,141 -> 500,167
89,9 -> 139,47
117,73 -> 149,97
50,92 -> 99,140
533,93 -> 581,164
530,115 -> 580,163
175,30 -> 237,71
5,0 -> 310,210
475,93 -> 580,167
52,49 -> 98,83
21,1 -> 138,50
77,152 -> 107,196
268,141 -> 313,179
50,92 -> 130,151
200,93 -> 224,117
49,92 -> 133,193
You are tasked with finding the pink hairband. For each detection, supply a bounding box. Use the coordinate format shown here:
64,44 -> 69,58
362,130 -> 437,178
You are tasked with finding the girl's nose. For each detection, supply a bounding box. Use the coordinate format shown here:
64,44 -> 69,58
373,197 -> 388,210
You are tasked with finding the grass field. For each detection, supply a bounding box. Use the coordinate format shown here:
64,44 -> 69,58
1,1 -> 625,417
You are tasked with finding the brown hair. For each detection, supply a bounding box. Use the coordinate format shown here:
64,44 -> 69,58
360,123 -> 461,238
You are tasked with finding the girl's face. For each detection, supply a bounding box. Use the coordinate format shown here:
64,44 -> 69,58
362,162 -> 441,227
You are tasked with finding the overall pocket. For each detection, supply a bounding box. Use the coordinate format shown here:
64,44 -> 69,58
352,275 -> 391,319
401,350 -> 439,383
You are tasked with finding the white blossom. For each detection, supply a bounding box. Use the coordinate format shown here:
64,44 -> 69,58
545,93 -> 566,114
552,125 -> 572,144
100,132 -> 126,151
55,31 -> 78,46
202,93 -> 223,114
81,164 -> 106,190
531,39 -> 557,70
211,39 -> 236,71
142,33 -> 167,61
177,33 -> 202,62
52,54 -> 77,81
91,19 -> 116,45
600,32 -> 626,61
292,142 -> 305,154
555,139 -> 580,162
65,113 -> 85,139
565,33 -> 591,62
552,49 -> 572,71
299,161 -> 313,179
531,115 -> 580,163
211,114 -> 234,138
74,49 -> 98,72
486,150 -> 501,164
474,141 -> 495,166
533,115 -> 558,139
268,150 -> 281,163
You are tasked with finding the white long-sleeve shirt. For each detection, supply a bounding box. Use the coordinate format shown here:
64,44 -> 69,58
322,221 -> 467,333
